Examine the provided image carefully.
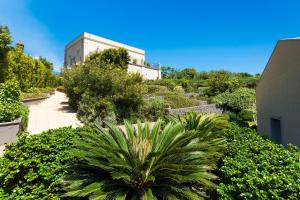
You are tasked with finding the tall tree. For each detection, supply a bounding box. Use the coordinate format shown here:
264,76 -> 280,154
0,26 -> 12,82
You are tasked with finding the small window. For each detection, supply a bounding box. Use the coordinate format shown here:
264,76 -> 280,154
270,118 -> 282,144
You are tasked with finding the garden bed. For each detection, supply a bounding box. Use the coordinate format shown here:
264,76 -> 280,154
0,117 -> 21,146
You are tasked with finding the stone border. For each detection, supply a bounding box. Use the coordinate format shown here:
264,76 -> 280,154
21,93 -> 50,103
0,117 -> 22,146
167,104 -> 223,115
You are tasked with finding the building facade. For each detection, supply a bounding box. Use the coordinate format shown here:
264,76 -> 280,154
256,38 -> 300,147
64,32 -> 161,80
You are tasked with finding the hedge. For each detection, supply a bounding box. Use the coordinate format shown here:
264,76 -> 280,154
218,125 -> 300,199
0,127 -> 92,199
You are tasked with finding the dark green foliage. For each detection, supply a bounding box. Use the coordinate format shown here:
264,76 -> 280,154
161,91 -> 197,108
144,84 -> 169,94
77,92 -> 117,126
0,25 -> 55,90
140,97 -> 169,121
19,104 -> 29,133
85,47 -> 129,70
160,66 -> 178,78
227,110 -> 256,128
0,101 -> 22,122
0,26 -> 12,83
206,71 -> 241,96
218,125 -> 300,199
146,78 -> 177,90
63,116 -> 227,199
213,88 -> 256,112
0,79 -> 24,123
177,68 -> 198,79
63,49 -> 144,124
0,127 -> 90,199
0,78 -> 21,102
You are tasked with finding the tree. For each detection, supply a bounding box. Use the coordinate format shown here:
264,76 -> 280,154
178,68 -> 197,79
0,26 -> 12,83
85,47 -> 130,70
62,48 -> 144,124
207,70 -> 241,96
6,47 -> 53,91
0,25 -> 54,89
62,115 -> 227,200
160,66 -> 178,78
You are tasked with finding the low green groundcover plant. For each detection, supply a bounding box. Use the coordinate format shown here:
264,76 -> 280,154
0,127 -> 91,199
217,125 -> 300,199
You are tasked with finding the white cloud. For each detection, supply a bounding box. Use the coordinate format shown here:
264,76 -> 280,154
0,0 -> 62,70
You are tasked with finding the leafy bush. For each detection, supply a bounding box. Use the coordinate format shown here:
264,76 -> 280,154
160,91 -> 198,108
0,127 -> 90,199
19,104 -> 29,133
206,71 -> 241,96
140,97 -> 169,121
62,119 -> 226,199
213,88 -> 256,112
218,125 -> 300,199
77,91 -> 117,126
173,85 -> 184,94
0,100 -> 22,122
144,84 -> 169,94
63,49 -> 144,124
56,85 -> 65,92
0,79 -> 20,102
146,78 -> 177,90
0,79 -> 24,123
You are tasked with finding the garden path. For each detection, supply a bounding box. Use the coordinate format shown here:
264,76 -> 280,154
27,91 -> 82,135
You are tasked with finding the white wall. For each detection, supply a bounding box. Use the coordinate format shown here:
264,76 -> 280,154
128,64 -> 161,80
64,39 -> 83,66
64,32 -> 161,80
83,38 -> 145,66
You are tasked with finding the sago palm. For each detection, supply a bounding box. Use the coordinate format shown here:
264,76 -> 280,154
62,117 -> 227,200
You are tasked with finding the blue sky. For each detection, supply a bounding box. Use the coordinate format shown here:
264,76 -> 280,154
1,0 -> 300,74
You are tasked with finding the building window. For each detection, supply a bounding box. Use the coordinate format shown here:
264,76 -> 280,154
270,118 -> 282,144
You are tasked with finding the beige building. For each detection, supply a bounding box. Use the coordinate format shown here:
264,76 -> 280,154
257,38 -> 300,147
64,32 -> 161,80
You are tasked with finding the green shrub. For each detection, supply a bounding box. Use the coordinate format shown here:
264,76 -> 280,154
146,78 -> 177,90
0,79 -> 23,123
19,104 -> 29,133
227,109 -> 256,128
62,49 -> 144,124
144,84 -> 169,94
56,85 -> 65,92
213,88 -> 256,112
0,100 -> 21,122
173,85 -> 184,94
141,97 -> 169,121
161,91 -> 197,108
206,71 -> 241,96
0,127 -> 90,199
62,119 -> 225,199
77,91 -> 117,126
0,79 -> 20,102
218,125 -> 300,199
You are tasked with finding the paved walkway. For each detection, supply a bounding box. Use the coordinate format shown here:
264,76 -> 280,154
27,91 -> 82,134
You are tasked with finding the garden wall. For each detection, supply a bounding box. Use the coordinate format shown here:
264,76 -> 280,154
0,117 -> 21,145
167,104 -> 222,115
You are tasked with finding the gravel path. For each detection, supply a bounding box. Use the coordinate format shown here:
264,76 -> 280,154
27,91 -> 82,135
